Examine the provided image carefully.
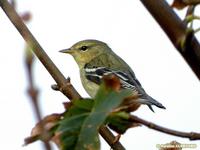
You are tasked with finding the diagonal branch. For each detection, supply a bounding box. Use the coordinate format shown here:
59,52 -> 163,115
1,0 -> 80,100
129,115 -> 200,140
0,0 -> 125,149
140,0 -> 200,80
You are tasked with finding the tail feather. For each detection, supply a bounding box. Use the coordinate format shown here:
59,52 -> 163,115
148,105 -> 155,112
138,96 -> 166,112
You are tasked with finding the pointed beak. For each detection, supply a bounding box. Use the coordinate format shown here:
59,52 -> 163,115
59,48 -> 73,54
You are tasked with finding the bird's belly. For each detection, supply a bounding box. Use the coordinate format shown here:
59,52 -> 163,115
80,70 -> 99,98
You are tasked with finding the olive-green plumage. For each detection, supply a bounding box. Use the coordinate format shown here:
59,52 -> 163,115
60,39 -> 165,112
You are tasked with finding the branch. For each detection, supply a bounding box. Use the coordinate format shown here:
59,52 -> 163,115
25,47 -> 52,150
1,0 -> 81,100
0,0 -> 125,149
129,115 -> 200,140
99,126 -> 125,150
183,0 -> 200,5
10,0 -> 51,149
140,0 -> 200,80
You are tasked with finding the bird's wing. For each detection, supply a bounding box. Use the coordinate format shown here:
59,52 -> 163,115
84,65 -> 138,93
83,53 -> 144,93
84,65 -> 166,111
84,54 -> 165,111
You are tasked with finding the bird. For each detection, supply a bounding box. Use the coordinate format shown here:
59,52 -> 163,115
59,39 -> 165,112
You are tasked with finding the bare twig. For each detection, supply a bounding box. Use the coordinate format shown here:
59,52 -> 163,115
0,0 -> 125,149
185,5 -> 195,18
140,0 -> 200,80
184,6 -> 197,30
99,126 -> 125,150
183,0 -> 200,5
1,0 -> 81,100
129,115 -> 200,140
25,48 -> 52,150
11,0 -> 52,147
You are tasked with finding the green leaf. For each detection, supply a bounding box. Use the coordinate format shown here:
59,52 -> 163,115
58,83 -> 132,150
107,112 -> 133,134
59,113 -> 90,150
58,100 -> 93,150
64,99 -> 94,117
75,84 -> 132,150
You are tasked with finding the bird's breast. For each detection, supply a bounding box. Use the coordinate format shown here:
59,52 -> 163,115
80,69 -> 99,98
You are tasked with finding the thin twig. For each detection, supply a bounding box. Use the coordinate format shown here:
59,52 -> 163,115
99,125 -> 125,150
185,5 -> 195,18
183,0 -> 200,5
25,48 -> 52,150
140,0 -> 200,80
184,6 -> 195,25
129,115 -> 200,140
0,0 -> 125,149
10,0 -> 52,148
194,27 -> 200,33
0,0 -> 81,100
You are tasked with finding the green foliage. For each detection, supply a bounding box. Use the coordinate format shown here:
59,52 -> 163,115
107,112 -> 132,134
58,100 -> 93,150
58,83 -> 132,150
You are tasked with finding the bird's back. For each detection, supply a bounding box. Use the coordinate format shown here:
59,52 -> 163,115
84,52 -> 146,95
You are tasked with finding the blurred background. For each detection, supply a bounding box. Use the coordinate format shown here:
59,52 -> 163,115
0,0 -> 199,149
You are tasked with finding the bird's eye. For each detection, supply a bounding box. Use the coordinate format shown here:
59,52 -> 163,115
80,46 -> 88,51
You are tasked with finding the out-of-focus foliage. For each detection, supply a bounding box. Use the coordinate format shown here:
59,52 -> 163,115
25,75 -> 133,150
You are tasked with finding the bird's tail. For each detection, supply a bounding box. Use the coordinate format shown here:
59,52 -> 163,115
138,96 -> 166,112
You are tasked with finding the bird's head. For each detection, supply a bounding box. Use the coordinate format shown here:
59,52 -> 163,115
60,39 -> 111,68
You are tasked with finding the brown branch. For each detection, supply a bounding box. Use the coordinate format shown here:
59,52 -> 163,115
129,115 -> 200,140
25,48 -> 52,150
11,0 -> 51,148
0,0 -> 125,149
185,5 -> 195,18
0,0 -> 81,100
140,0 -> 200,80
183,0 -> 200,5
99,126 -> 125,150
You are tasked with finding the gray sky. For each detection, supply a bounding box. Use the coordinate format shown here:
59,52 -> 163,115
0,0 -> 199,150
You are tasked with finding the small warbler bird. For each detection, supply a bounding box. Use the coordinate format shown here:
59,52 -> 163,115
60,39 -> 165,112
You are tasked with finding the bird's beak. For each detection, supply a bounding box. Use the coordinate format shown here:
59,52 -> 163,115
59,48 -> 73,54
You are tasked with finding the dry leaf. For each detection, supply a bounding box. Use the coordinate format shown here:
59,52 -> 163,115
102,74 -> 121,91
171,0 -> 188,9
171,0 -> 200,9
24,113 -> 62,145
